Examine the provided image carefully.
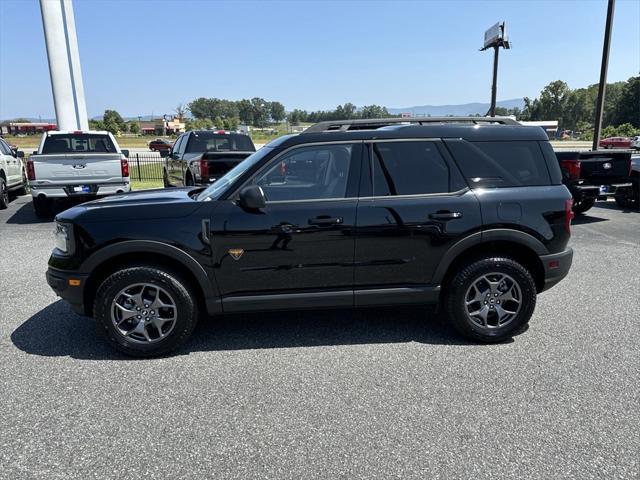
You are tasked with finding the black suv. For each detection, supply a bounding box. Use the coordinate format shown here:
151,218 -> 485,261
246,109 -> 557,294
46,117 -> 574,357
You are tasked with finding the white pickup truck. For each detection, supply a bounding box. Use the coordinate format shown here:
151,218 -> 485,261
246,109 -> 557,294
27,130 -> 130,217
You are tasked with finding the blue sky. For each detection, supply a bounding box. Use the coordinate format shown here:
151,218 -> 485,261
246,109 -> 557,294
1,0 -> 638,119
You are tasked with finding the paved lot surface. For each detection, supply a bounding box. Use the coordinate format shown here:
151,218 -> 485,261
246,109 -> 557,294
0,194 -> 638,479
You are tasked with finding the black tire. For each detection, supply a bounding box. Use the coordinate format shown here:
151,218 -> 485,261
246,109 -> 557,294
93,266 -> 199,357
615,182 -> 639,210
16,170 -> 28,196
572,197 -> 595,214
443,256 -> 537,343
184,172 -> 195,186
33,196 -> 51,218
0,177 -> 8,209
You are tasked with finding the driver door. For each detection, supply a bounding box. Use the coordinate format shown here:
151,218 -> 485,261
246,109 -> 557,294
210,142 -> 363,312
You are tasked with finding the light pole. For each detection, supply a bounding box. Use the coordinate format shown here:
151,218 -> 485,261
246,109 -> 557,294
480,22 -> 511,117
592,0 -> 615,151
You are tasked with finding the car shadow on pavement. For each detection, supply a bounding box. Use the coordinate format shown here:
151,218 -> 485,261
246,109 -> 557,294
5,201 -> 53,225
571,214 -> 609,225
593,202 -> 639,214
11,300 -> 512,360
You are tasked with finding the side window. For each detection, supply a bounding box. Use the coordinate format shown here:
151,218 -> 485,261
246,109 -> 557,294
172,135 -> 184,155
371,141 -> 452,196
254,144 -> 354,202
0,139 -> 10,155
446,140 -> 551,188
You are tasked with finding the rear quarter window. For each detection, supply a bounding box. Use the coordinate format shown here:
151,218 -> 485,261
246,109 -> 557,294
445,139 -> 552,188
42,134 -> 117,154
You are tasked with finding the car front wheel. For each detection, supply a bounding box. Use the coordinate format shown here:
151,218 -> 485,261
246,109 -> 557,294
94,266 -> 199,357
443,256 -> 536,343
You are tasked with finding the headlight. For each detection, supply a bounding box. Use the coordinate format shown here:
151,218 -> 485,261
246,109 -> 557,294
53,222 -> 72,254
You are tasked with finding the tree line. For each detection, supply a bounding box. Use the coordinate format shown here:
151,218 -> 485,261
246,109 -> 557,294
518,75 -> 639,138
187,98 -> 393,127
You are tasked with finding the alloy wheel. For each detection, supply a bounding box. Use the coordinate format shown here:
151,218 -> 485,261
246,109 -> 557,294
110,283 -> 177,343
464,272 -> 522,329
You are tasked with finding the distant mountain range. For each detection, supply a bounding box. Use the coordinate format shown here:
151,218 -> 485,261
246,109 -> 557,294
4,99 -> 527,123
388,98 -> 525,116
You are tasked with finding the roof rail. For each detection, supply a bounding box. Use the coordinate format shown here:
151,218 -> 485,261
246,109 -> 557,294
303,116 -> 520,133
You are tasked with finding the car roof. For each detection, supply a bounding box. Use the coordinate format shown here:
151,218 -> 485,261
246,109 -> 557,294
273,124 -> 549,149
48,130 -> 111,135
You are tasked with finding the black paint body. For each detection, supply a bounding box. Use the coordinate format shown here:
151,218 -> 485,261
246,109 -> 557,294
48,124 -> 573,317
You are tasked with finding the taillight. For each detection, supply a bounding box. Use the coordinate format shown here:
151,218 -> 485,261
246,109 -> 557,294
120,159 -> 129,177
561,159 -> 581,180
200,158 -> 209,178
564,199 -> 574,234
26,160 -> 36,180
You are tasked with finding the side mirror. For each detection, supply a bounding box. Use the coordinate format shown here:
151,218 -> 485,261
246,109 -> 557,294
160,149 -> 169,158
16,151 -> 24,158
121,149 -> 129,158
238,185 -> 266,210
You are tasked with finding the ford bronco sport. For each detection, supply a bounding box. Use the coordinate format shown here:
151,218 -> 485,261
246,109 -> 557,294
46,117 -> 574,357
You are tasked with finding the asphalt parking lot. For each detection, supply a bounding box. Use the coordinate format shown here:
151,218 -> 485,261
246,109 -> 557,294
0,194 -> 638,479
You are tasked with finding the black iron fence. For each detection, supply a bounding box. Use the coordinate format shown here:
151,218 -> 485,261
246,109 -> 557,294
124,153 -> 185,187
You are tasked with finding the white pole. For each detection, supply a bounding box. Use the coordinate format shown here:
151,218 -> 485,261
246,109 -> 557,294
40,0 -> 88,131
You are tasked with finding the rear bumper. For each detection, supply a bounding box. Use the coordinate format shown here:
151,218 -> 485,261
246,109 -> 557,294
30,182 -> 131,199
539,247 -> 573,292
572,183 -> 632,200
46,267 -> 88,315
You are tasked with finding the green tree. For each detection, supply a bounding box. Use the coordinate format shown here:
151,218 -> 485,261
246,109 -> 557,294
237,99 -> 254,125
129,122 -> 140,135
251,97 -> 269,127
615,75 -> 640,128
269,101 -> 286,123
102,109 -> 126,134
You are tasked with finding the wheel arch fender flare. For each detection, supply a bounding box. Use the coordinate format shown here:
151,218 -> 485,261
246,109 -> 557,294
80,240 -> 217,303
431,229 -> 549,285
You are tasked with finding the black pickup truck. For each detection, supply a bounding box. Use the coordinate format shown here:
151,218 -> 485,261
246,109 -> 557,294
163,130 -> 256,187
555,150 -> 632,213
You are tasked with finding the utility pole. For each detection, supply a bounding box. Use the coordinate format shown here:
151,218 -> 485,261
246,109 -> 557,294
39,0 -> 88,130
592,0 -> 615,151
481,22 -> 511,117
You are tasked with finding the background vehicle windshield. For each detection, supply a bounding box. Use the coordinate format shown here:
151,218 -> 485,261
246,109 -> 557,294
197,147 -> 273,201
41,134 -> 117,154
186,132 -> 254,153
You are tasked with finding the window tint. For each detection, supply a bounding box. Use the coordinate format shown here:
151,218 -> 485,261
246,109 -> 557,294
446,140 -> 551,188
42,134 -> 117,154
186,132 -> 254,153
172,135 -> 184,154
255,144 -> 353,201
371,141 -> 451,196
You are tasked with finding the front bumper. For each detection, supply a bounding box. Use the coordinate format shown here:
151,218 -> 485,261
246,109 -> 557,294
46,267 -> 88,315
539,247 -> 573,292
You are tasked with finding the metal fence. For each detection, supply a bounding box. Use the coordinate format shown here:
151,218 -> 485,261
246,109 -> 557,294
125,152 -> 185,187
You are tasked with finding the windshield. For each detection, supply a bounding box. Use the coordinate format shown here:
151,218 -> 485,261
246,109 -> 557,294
197,147 -> 273,201
186,132 -> 254,153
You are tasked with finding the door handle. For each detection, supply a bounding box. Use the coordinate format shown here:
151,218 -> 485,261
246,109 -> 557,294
428,211 -> 463,220
308,216 -> 343,226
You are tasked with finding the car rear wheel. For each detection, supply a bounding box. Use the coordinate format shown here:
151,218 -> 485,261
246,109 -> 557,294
33,196 -> 52,218
93,266 -> 199,357
572,198 -> 595,214
443,256 -> 536,343
184,172 -> 195,186
0,177 -> 8,209
615,182 -> 639,210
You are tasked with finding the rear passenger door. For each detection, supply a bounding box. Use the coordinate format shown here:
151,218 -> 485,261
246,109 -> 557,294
354,139 -> 481,305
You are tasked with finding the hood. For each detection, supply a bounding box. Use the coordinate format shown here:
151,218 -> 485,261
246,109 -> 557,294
56,188 -> 207,224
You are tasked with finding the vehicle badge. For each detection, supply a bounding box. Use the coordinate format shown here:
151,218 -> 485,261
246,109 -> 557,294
72,164 -> 86,169
602,162 -> 612,170
228,248 -> 244,260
